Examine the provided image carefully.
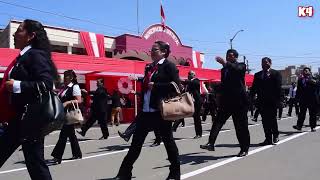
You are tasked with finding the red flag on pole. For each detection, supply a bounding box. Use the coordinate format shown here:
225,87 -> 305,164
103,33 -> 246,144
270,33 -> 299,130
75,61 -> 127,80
160,1 -> 166,30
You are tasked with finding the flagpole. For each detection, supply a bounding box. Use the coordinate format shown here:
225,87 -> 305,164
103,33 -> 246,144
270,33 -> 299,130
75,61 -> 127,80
136,0 -> 140,34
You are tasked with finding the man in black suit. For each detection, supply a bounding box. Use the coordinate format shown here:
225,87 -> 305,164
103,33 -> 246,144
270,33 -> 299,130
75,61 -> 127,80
184,70 -> 202,138
200,49 -> 250,157
293,67 -> 319,132
77,78 -> 110,139
250,57 -> 282,145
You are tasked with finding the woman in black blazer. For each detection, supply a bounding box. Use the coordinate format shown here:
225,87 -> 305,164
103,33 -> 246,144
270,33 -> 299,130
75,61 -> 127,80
0,19 -> 58,180
51,70 -> 82,164
114,41 -> 181,180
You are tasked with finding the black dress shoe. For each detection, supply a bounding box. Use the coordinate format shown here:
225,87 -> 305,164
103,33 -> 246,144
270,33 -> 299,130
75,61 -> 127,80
293,125 -> 302,131
258,140 -> 273,146
51,158 -> 62,164
193,135 -> 202,139
71,155 -> 82,160
200,143 -> 215,151
150,141 -> 161,147
118,131 -> 130,142
311,128 -> 316,132
237,151 -> 248,157
273,137 -> 279,143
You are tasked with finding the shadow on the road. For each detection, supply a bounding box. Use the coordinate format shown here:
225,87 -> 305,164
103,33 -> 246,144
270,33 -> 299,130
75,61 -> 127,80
86,144 -> 131,155
215,144 -> 240,148
97,176 -> 136,180
153,152 -> 236,169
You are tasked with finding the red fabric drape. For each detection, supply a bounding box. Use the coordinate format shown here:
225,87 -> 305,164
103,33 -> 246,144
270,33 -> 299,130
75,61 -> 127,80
80,31 -> 94,56
0,58 -> 18,122
96,34 -> 105,58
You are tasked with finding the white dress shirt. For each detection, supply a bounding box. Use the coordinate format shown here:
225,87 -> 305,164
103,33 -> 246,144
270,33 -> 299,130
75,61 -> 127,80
9,45 -> 32,94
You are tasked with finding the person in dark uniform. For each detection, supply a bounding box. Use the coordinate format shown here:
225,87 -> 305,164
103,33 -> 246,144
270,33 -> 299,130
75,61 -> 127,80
114,41 -> 181,180
293,67 -> 319,132
250,57 -> 282,145
0,19 -> 56,179
51,70 -> 83,164
287,82 -> 299,116
200,49 -> 250,157
202,87 -> 217,122
77,78 -> 110,140
278,88 -> 285,120
181,70 -> 202,138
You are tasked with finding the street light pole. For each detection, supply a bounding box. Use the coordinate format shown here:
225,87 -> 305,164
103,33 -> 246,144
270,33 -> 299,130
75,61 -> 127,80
230,29 -> 244,49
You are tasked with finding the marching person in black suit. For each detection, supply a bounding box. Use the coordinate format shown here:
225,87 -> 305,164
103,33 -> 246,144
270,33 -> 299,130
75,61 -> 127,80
51,70 -> 83,164
200,49 -> 250,157
293,67 -> 319,132
114,41 -> 181,180
184,70 -> 202,138
250,57 -> 282,145
77,78 -> 110,140
0,19 -> 57,180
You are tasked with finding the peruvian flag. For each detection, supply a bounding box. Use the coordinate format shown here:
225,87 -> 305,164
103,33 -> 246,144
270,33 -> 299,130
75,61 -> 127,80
80,31 -> 105,57
160,1 -> 166,30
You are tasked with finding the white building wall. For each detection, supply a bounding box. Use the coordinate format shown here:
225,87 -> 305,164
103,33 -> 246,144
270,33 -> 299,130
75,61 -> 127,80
9,21 -> 116,51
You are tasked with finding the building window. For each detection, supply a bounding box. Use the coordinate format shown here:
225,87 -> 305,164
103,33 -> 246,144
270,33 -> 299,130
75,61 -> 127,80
105,51 -> 113,58
51,45 -> 68,53
72,47 -> 87,55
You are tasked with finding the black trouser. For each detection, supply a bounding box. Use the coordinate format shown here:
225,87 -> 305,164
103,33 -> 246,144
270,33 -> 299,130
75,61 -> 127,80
0,119 -> 52,180
296,102 -> 317,129
254,108 -> 260,119
193,102 -> 202,136
51,124 -> 82,160
278,106 -> 283,119
208,107 -> 250,152
122,114 -> 161,142
288,98 -> 299,116
172,119 -> 185,131
117,112 -> 180,178
202,104 -> 216,122
260,106 -> 279,143
81,111 -> 109,138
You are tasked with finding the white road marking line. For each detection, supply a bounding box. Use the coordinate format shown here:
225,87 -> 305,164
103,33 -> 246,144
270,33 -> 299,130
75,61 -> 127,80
43,122 -> 213,148
181,125 -> 320,179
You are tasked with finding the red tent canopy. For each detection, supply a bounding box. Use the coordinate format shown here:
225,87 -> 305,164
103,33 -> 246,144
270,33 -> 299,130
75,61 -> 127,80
0,48 -> 253,85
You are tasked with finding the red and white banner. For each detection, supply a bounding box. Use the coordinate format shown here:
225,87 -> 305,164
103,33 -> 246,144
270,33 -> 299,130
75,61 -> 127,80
80,31 -> 105,57
192,51 -> 204,68
160,1 -> 166,30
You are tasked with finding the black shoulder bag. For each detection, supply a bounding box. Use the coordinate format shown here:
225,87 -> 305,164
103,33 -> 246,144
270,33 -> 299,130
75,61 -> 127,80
21,82 -> 65,139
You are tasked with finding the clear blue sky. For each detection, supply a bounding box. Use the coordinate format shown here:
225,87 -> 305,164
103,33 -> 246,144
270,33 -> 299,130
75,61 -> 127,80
0,0 -> 319,73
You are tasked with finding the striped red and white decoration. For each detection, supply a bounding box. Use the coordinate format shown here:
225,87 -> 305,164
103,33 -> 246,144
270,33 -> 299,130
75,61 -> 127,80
192,51 -> 208,94
80,31 -> 105,58
192,51 -> 204,68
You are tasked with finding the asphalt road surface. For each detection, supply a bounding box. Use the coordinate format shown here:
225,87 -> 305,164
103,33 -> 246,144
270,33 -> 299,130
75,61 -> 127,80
1,109 -> 319,180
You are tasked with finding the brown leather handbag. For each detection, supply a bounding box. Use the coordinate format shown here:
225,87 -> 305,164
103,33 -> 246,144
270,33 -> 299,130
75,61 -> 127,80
159,82 -> 195,121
